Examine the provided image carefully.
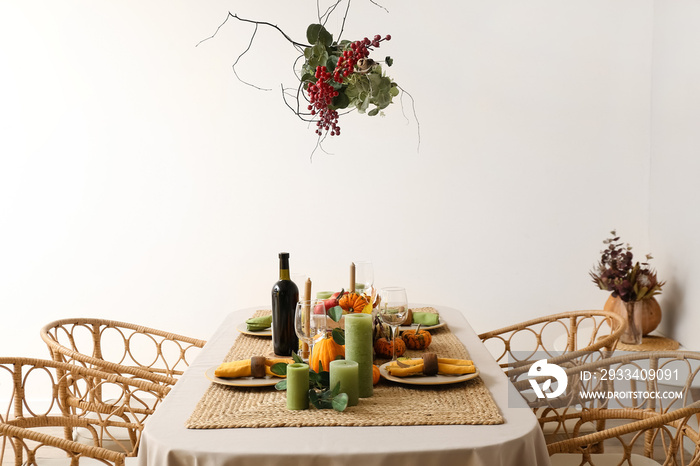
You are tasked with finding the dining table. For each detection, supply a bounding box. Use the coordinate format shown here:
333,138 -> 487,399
136,304 -> 552,466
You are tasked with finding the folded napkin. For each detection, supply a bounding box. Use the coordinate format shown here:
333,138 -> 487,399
215,357 -> 292,378
412,312 -> 439,326
246,315 -> 272,331
386,357 -> 475,377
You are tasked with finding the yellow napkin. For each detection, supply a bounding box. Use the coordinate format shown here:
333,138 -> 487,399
214,358 -> 292,378
386,358 -> 476,377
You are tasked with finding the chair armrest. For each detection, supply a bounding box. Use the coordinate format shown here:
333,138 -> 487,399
0,422 -> 125,463
547,400 -> 700,455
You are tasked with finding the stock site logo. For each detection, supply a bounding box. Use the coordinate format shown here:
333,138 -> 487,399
528,359 -> 568,399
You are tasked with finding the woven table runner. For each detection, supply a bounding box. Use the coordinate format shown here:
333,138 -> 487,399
186,308 -> 504,428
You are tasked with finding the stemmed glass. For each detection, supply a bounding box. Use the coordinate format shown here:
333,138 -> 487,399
294,300 -> 327,360
353,261 -> 374,297
378,287 -> 408,361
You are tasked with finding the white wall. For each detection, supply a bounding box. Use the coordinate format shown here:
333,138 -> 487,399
649,0 -> 700,347
0,0 -> 658,357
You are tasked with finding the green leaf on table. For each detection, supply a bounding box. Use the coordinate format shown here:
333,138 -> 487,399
332,327 -> 345,345
318,370 -> 330,388
275,379 -> 287,391
309,389 -> 320,408
328,305 -> 343,323
309,370 -> 321,386
270,363 -> 288,376
330,381 -> 341,397
332,393 -> 349,412
292,351 -> 304,364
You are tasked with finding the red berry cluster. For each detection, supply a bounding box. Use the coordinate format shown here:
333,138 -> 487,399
307,66 -> 340,136
307,34 -> 391,137
333,34 -> 391,83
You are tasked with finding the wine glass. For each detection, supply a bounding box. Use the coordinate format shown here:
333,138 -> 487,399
294,300 -> 327,360
378,287 -> 408,361
353,260 -> 374,297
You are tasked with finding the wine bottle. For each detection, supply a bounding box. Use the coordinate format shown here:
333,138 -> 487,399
271,252 -> 299,356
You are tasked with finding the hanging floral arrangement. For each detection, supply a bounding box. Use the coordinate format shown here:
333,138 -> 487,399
301,24 -> 398,136
199,1 -> 418,156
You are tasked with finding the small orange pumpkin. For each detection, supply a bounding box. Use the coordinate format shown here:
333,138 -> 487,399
372,364 -> 381,385
338,292 -> 369,313
310,333 -> 345,372
373,337 -> 406,359
402,326 -> 432,350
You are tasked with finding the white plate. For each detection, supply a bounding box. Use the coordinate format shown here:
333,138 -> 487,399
205,366 -> 279,387
398,320 -> 446,332
236,322 -> 272,337
379,360 -> 480,386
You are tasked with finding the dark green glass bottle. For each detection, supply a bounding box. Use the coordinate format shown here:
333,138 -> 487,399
271,252 -> 299,356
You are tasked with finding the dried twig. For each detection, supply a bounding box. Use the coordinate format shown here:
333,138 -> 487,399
232,24 -> 271,91
398,85 -> 421,153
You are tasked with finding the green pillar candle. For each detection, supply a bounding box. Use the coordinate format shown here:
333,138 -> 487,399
344,313 -> 373,397
329,359 -> 359,406
316,291 -> 333,299
286,363 -> 309,410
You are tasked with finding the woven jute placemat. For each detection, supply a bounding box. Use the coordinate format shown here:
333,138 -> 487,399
186,308 -> 504,429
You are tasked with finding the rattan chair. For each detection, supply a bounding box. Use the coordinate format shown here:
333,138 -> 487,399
0,357 -> 164,465
545,351 -> 700,465
40,318 -> 205,453
40,318 -> 206,388
479,310 -> 627,380
479,310 -> 627,444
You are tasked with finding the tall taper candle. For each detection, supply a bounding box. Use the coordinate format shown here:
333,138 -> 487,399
302,278 -> 312,357
304,278 -> 312,301
350,262 -> 356,293
344,313 -> 373,397
286,363 -> 309,410
329,359 -> 359,406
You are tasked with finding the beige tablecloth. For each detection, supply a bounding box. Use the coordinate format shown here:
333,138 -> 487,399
137,305 -> 552,466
